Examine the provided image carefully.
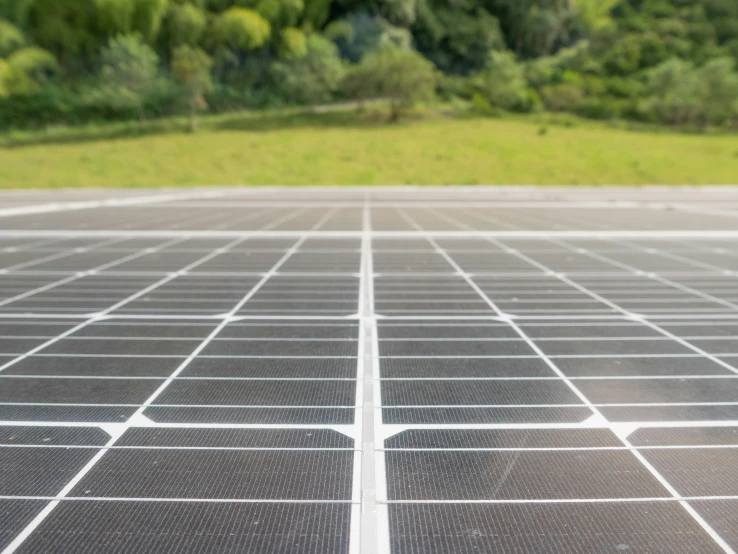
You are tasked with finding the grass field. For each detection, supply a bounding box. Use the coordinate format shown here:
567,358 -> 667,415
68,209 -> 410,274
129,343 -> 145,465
1,110 -> 737,187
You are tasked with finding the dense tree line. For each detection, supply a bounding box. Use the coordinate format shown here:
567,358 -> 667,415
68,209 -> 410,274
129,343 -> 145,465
0,0 -> 737,129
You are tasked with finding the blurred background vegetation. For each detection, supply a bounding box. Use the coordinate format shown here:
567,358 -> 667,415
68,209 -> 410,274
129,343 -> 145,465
0,0 -> 737,133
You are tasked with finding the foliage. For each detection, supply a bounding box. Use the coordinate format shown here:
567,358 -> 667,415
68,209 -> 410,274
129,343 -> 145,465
414,4 -> 505,74
2,46 -> 59,95
641,56 -> 738,127
472,50 -> 537,112
98,34 -> 161,120
329,12 -> 410,63
160,3 -> 207,50
541,82 -> 585,111
171,44 -> 212,130
1,0 -> 738,130
272,34 -> 343,103
210,7 -> 270,50
0,18 -> 24,57
342,46 -> 438,120
278,27 -> 307,59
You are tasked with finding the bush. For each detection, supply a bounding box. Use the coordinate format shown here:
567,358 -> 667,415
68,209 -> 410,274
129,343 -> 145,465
0,17 -> 24,57
575,97 -> 622,119
330,13 -> 409,63
161,4 -> 207,49
271,35 -> 343,104
437,74 -> 475,101
210,7 -> 270,51
0,82 -> 182,128
470,92 -> 503,117
342,46 -> 439,120
98,34 -> 162,120
3,46 -> 59,95
541,82 -> 586,112
473,51 -> 534,112
171,44 -> 212,131
278,27 -> 307,59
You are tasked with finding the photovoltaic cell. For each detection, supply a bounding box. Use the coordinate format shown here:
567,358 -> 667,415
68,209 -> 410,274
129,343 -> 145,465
2,187 -> 738,553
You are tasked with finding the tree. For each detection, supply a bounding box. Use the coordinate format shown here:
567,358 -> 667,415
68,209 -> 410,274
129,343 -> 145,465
697,56 -> 738,128
490,0 -> 578,58
473,50 -> 534,112
0,18 -> 24,57
2,46 -> 59,94
210,7 -> 270,51
95,0 -> 137,36
328,12 -> 410,63
249,0 -> 304,27
644,57 -> 703,125
160,3 -> 207,49
342,45 -> 438,120
278,27 -> 307,59
27,0 -> 99,57
372,0 -> 416,28
131,0 -> 169,42
0,59 -> 8,96
171,44 -> 212,131
99,34 -> 161,121
413,4 -> 505,74
271,34 -> 343,104
302,0 -> 333,29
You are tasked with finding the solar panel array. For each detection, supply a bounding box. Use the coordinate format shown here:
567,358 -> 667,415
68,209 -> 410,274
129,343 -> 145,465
1,186 -> 738,553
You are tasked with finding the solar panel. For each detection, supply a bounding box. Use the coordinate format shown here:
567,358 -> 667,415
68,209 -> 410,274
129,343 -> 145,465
0,187 -> 737,553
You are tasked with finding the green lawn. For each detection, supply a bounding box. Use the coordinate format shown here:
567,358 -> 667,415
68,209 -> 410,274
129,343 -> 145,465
1,112 -> 737,187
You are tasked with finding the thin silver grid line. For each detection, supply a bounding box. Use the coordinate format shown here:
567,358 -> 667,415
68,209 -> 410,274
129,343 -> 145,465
20,332 -> 738,340
0,445 -> 358,451
0,189 -> 239,220
0,402 -> 736,408
0,236 -> 129,273
9,230 -> 738,238
3,443 -> 738,452
382,497 -> 738,504
0,496 -> 358,504
0,494 -> 716,504
394,207 -> 737,554
7,352 -> 732,358
0,236 -> 73,252
2,375 -> 737,381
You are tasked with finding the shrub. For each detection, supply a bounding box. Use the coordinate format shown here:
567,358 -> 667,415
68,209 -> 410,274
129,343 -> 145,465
3,46 -> 59,95
0,17 -> 24,57
470,92 -> 503,116
541,82 -> 586,112
211,7 -> 270,51
271,35 -> 343,104
473,51 -> 533,112
98,34 -> 161,121
161,3 -> 207,49
575,97 -> 622,120
342,46 -> 439,120
278,27 -> 307,59
171,44 -> 212,131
